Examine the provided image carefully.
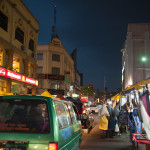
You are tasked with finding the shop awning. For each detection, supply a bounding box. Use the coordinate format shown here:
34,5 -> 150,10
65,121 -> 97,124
80,98 -> 90,103
134,79 -> 150,90
40,91 -> 55,98
121,78 -> 150,95
111,93 -> 121,101
67,97 -> 79,102
56,94 -> 68,100
121,86 -> 135,95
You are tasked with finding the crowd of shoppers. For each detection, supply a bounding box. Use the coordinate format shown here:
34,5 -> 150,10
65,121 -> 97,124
98,100 -> 121,138
98,98 -> 143,142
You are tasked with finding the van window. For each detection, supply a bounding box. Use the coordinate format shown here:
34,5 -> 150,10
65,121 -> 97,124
63,103 -> 72,125
0,99 -> 50,133
72,104 -> 79,119
54,101 -> 69,129
67,104 -> 76,124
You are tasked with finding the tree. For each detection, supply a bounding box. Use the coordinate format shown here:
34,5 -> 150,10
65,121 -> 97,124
81,86 -> 94,97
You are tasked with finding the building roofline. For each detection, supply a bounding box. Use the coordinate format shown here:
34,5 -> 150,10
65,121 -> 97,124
20,0 -> 39,24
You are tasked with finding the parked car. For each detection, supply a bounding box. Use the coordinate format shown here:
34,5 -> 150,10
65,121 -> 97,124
90,104 -> 98,113
73,102 -> 94,130
0,95 -> 82,150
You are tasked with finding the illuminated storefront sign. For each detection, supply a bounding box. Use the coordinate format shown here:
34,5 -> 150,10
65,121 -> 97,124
7,70 -> 22,81
0,67 -> 38,86
72,93 -> 79,98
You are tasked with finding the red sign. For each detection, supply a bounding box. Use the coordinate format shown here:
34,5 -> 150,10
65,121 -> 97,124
0,67 -> 38,86
0,67 -> 6,76
7,70 -> 22,81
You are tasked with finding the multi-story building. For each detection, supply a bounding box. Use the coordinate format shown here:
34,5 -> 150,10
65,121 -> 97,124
37,37 -> 75,96
0,0 -> 39,95
122,23 -> 150,90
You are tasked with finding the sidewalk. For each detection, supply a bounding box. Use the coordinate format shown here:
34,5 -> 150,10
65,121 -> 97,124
80,124 -> 146,150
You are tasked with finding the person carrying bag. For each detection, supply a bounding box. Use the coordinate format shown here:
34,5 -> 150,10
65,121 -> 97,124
98,102 -> 110,138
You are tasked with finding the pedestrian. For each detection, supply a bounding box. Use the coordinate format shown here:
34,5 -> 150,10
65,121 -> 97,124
98,101 -> 110,139
107,101 -> 116,138
114,101 -> 120,120
114,102 -> 121,135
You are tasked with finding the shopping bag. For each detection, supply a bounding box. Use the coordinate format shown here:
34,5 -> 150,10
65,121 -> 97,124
115,123 -> 119,132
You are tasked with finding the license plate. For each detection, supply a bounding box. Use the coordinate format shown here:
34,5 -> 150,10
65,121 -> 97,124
0,145 -> 26,150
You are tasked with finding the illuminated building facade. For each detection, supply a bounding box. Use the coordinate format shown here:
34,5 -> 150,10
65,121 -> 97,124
122,23 -> 150,90
0,0 -> 39,94
37,37 -> 75,96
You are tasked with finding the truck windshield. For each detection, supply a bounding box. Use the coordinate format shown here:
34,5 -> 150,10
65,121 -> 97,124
0,99 -> 50,134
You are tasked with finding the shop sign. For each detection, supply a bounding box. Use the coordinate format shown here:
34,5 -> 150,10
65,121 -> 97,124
48,74 -> 64,80
24,76 -> 38,86
69,85 -> 73,91
7,70 -> 22,81
48,89 -> 64,95
37,74 -> 48,79
65,76 -> 71,83
72,93 -> 79,98
0,67 -> 6,76
38,74 -> 64,80
0,67 -> 38,86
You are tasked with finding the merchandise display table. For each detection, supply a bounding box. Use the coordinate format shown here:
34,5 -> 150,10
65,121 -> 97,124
132,133 -> 150,150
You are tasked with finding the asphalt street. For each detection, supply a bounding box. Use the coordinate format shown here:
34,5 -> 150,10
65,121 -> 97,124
80,114 -> 146,150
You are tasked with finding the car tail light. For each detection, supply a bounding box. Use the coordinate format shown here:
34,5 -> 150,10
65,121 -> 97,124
49,143 -> 58,150
82,110 -> 86,114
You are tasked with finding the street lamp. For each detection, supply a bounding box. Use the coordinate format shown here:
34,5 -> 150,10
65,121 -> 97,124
141,56 -> 147,62
141,56 -> 147,79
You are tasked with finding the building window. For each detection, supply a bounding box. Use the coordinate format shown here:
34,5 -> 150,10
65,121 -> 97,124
51,83 -> 60,90
0,11 -> 8,31
13,56 -> 20,73
29,39 -> 34,51
37,66 -> 43,74
52,54 -> 60,62
0,50 -> 3,66
37,53 -> 43,60
15,27 -> 24,44
52,67 -> 60,75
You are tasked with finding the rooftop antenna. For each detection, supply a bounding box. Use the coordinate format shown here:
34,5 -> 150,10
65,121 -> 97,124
51,5 -> 58,40
54,5 -> 56,29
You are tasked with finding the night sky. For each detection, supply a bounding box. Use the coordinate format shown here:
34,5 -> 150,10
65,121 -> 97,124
23,0 -> 150,92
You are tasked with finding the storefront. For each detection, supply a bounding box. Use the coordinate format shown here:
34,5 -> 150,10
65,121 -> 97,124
0,66 -> 38,95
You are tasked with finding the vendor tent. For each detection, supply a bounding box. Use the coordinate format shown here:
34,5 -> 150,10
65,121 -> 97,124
56,94 -> 68,100
111,93 -> 121,101
40,91 -> 55,98
66,97 -> 79,102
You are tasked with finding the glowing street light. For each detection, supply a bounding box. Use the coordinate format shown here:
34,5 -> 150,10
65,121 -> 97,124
141,56 -> 147,62
140,56 -> 147,79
